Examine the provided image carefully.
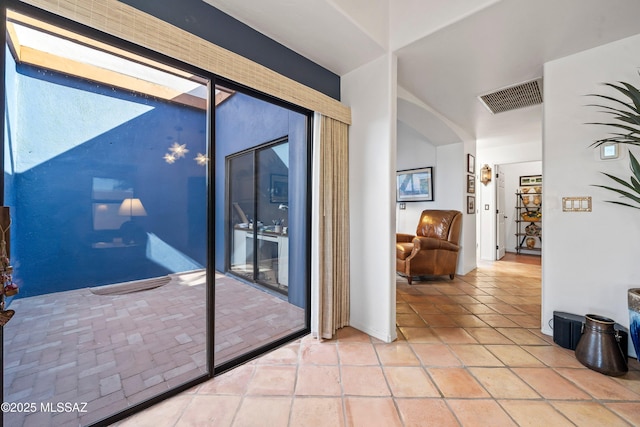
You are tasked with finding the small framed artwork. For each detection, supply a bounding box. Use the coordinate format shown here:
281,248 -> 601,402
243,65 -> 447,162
270,174 -> 288,203
396,167 -> 434,202
467,174 -> 475,194
467,195 -> 475,214
467,154 -> 475,174
519,175 -> 542,187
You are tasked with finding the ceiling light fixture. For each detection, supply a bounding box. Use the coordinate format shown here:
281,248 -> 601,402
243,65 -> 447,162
195,153 -> 209,166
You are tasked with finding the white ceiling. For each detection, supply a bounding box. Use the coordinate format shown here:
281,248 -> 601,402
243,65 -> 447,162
202,0 -> 640,147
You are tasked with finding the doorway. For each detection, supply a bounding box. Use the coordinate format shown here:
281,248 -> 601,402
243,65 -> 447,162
494,161 -> 542,260
496,164 -> 507,260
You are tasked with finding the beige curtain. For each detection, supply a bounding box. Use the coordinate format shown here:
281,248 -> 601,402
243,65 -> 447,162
314,115 -> 350,339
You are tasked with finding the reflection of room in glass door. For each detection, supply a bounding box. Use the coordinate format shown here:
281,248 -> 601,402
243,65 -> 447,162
227,139 -> 289,292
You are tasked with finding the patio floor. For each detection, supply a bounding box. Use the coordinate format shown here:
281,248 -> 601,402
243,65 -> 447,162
2,271 -> 305,426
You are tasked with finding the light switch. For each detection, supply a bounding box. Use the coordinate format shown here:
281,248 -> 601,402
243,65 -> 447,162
562,197 -> 592,212
399,202 -> 406,210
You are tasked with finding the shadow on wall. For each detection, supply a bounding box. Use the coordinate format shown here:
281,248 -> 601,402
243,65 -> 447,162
5,62 -> 207,297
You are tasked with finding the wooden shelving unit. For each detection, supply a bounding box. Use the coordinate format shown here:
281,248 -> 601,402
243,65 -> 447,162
515,190 -> 541,255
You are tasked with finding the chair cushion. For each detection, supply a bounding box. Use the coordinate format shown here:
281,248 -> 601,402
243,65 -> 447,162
416,210 -> 456,240
413,236 -> 459,252
396,242 -> 414,260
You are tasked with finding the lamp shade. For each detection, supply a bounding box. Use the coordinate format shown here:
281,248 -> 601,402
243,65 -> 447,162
118,198 -> 147,216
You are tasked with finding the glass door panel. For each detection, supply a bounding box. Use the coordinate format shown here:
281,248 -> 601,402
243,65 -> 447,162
215,84 -> 307,368
228,152 -> 255,281
3,11 -> 210,426
256,141 -> 289,292
226,140 -> 289,293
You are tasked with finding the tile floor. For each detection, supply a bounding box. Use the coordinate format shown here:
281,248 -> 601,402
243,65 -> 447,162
118,255 -> 640,427
3,272 -> 304,426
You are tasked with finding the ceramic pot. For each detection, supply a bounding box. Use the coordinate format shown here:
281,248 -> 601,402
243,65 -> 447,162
629,289 -> 640,358
575,314 -> 628,376
522,196 -> 530,205
533,195 -> 541,205
525,237 -> 536,249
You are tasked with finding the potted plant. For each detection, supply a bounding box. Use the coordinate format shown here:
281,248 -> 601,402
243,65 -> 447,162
588,79 -> 640,359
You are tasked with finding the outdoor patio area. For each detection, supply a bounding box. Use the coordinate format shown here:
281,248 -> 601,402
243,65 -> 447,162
2,271 -> 305,426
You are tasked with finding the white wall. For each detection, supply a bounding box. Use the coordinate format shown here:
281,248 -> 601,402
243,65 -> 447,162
396,121 -> 437,232
439,143 -> 476,274
478,140 -> 541,165
543,33 -> 640,357
342,53 -> 397,343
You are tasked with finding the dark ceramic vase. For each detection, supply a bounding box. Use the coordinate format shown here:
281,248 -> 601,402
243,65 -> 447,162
575,314 -> 628,376
629,289 -> 640,358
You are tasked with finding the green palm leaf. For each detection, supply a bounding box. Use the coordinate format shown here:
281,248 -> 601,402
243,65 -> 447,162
589,79 -> 640,209
604,200 -> 640,209
592,184 -> 640,206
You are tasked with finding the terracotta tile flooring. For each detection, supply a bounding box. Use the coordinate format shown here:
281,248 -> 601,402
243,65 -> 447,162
3,272 -> 304,426
118,255 -> 640,427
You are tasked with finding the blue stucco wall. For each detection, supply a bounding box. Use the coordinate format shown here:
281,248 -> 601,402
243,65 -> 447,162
5,61 -> 208,297
5,58 -> 308,307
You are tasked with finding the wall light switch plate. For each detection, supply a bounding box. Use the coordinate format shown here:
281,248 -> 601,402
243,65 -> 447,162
399,202 -> 406,210
562,196 -> 592,212
484,204 -> 490,210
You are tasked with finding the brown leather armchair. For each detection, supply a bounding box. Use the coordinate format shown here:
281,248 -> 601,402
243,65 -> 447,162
396,210 -> 462,283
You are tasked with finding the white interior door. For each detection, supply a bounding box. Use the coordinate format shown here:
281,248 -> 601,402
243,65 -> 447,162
496,165 -> 507,259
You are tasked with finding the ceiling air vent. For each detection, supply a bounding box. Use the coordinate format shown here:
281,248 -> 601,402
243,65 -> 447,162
479,78 -> 543,114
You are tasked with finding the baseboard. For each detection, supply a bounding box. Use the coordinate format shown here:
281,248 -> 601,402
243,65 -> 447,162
348,320 -> 396,343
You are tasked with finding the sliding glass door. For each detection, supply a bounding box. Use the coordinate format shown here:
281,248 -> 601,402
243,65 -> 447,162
229,151 -> 256,282
2,9 -> 211,426
2,4 -> 311,425
228,139 -> 289,293
214,85 -> 309,368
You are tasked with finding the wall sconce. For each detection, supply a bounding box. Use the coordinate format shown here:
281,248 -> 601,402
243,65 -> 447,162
480,164 -> 492,185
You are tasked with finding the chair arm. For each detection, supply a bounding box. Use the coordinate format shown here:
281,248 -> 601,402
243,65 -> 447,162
396,233 -> 415,243
413,236 -> 460,252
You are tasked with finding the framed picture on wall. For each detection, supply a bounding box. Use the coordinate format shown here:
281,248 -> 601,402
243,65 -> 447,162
467,154 -> 475,174
396,167 -> 434,202
270,174 -> 288,203
467,174 -> 475,194
467,195 -> 475,214
519,175 -> 542,186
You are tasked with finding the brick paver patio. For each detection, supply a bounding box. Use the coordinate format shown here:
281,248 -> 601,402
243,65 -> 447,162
2,271 -> 305,426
